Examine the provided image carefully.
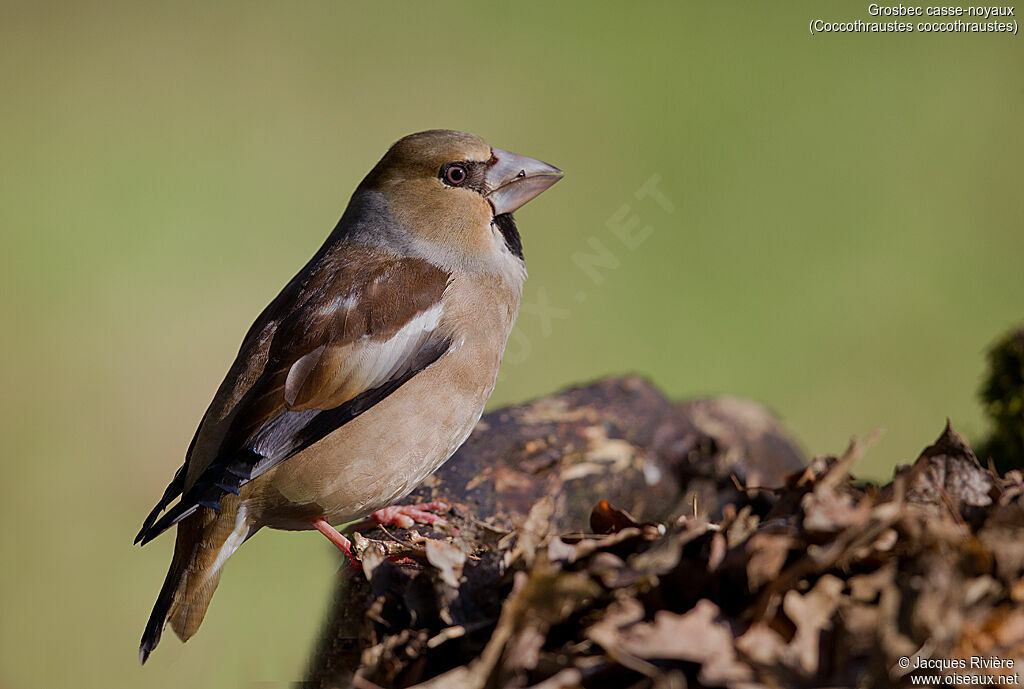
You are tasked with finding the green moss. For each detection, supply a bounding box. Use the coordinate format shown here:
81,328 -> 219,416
978,327 -> 1024,473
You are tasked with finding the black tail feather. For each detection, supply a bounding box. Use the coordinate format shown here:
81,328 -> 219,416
136,501 -> 199,546
136,451 -> 262,545
139,551 -> 183,664
135,465 -> 186,544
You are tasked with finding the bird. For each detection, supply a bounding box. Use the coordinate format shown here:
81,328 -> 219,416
135,129 -> 562,664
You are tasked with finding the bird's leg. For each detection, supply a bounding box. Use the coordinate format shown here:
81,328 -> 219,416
311,518 -> 360,569
370,501 -> 449,529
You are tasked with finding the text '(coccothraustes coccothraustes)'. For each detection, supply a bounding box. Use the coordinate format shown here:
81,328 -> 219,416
136,130 -> 562,663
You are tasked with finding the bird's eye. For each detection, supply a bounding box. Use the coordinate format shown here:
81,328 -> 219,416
442,163 -> 468,187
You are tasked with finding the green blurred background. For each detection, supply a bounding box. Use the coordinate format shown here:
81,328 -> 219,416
2,1 -> 1021,687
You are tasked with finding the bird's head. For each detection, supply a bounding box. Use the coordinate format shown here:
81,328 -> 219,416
357,129 -> 562,272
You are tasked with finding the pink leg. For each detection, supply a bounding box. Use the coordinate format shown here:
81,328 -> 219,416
370,501 -> 449,529
312,518 -> 359,568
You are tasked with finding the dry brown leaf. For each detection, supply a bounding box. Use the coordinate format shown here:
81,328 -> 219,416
906,422 -> 994,508
745,532 -> 794,591
781,574 -> 843,675
616,600 -> 755,684
735,622 -> 787,666
425,539 -> 466,589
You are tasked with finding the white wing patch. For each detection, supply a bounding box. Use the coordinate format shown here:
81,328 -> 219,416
283,302 -> 445,411
354,302 -> 444,390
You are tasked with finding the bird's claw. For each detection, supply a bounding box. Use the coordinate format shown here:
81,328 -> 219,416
371,501 -> 449,529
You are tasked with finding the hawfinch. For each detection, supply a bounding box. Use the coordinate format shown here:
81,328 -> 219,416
136,130 -> 562,663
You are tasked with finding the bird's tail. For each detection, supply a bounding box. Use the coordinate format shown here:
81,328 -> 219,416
139,496 -> 249,664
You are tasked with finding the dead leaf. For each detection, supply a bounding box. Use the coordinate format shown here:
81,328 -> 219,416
781,574 -> 843,675
590,500 -> 641,534
616,600 -> 755,684
426,539 -> 466,589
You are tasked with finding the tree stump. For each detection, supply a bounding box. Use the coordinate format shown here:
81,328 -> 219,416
304,376 -> 805,688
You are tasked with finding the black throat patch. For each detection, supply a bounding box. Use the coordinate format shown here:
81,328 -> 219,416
494,213 -> 524,261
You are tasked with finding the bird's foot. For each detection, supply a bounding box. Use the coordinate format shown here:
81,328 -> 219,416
371,501 -> 449,529
311,517 -> 362,571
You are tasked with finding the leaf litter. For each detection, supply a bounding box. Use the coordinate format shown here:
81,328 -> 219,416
309,398 -> 1024,688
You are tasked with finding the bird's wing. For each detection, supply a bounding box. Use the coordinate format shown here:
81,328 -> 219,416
136,248 -> 451,544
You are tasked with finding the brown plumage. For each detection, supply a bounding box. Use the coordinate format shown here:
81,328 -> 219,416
136,130 -> 562,663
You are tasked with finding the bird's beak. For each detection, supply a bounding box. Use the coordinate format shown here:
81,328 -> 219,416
485,148 -> 563,215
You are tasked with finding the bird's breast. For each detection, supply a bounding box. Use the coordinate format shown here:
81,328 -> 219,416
246,273 -> 521,530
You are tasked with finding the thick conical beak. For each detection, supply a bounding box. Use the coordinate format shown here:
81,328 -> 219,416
485,147 -> 563,215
